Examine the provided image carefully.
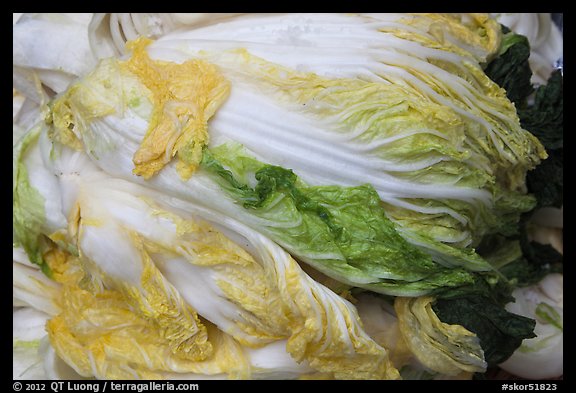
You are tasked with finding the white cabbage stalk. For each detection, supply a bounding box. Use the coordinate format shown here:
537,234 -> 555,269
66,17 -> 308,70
499,273 -> 563,379
13,247 -> 61,313
13,13 -> 249,101
88,13 -> 247,59
13,246 -> 60,380
355,292 -> 414,372
13,14 -> 97,97
13,261 -> 60,314
13,308 -> 52,380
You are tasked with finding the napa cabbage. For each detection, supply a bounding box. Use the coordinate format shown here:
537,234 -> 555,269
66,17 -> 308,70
48,14 -> 544,298
13,13 -> 561,381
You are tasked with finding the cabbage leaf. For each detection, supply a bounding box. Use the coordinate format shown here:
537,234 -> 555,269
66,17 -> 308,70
202,143 -> 478,296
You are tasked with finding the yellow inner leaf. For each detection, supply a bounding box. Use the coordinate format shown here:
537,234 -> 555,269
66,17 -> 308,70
124,37 -> 230,180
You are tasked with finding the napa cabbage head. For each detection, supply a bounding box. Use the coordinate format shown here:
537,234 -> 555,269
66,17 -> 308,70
48,13 -> 545,299
52,56 -> 481,297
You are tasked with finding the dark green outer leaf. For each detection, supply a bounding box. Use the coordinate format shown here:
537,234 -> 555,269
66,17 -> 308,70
432,296 -> 536,366
484,31 -> 533,106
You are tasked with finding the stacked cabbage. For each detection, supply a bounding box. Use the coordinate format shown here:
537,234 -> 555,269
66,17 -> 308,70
13,13 -> 560,380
